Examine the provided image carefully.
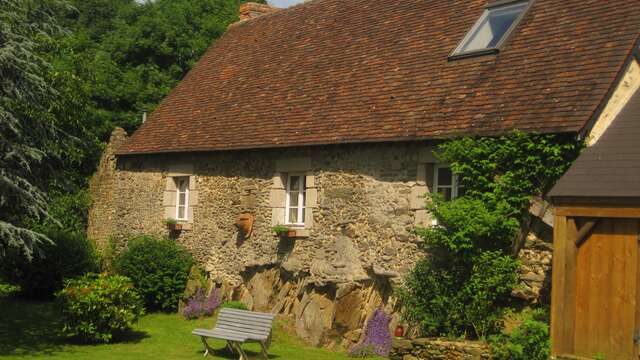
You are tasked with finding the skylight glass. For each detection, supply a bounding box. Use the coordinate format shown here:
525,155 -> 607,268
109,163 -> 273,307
452,1 -> 528,56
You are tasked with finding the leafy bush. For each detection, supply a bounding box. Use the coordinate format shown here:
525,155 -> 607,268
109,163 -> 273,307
489,309 -> 550,360
2,229 -> 100,299
399,132 -> 581,339
0,283 -> 20,299
183,287 -> 220,320
114,235 -> 193,312
348,309 -> 392,358
399,197 -> 520,338
221,301 -> 248,311
56,273 -> 144,343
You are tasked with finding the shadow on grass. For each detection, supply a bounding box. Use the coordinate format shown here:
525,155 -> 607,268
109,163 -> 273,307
0,299 -> 148,356
0,299 -> 66,356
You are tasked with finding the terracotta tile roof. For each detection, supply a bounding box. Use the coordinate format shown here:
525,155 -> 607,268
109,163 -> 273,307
119,0 -> 640,155
550,90 -> 640,198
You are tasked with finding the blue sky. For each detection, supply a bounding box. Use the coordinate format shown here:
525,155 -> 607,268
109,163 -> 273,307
268,0 -> 306,8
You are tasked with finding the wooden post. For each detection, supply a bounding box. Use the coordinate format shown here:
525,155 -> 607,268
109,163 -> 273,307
551,214 -> 578,356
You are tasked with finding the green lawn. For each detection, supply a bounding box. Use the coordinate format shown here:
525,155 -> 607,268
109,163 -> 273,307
0,300 -> 375,360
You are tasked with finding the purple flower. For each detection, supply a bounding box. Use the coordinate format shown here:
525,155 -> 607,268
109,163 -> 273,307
183,287 -> 221,319
183,288 -> 205,320
348,309 -> 392,357
202,288 -> 220,316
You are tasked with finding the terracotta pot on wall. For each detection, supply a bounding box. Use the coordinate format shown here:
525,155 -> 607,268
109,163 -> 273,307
167,223 -> 182,231
394,325 -> 404,338
234,213 -> 254,239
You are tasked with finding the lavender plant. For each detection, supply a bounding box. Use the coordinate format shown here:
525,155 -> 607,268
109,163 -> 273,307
183,287 -> 221,319
202,288 -> 220,316
349,309 -> 392,358
183,288 -> 205,320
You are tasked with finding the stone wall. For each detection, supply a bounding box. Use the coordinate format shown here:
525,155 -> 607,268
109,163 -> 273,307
87,128 -> 128,249
89,130 -> 433,347
88,129 -> 553,348
391,338 -> 491,360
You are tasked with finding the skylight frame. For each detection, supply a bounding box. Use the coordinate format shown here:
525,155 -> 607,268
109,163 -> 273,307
448,0 -> 533,61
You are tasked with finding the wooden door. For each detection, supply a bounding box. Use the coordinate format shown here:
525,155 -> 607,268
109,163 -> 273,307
573,218 -> 640,359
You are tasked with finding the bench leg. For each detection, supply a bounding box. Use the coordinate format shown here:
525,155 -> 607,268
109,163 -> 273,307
232,342 -> 249,360
259,341 -> 269,359
200,337 -> 215,357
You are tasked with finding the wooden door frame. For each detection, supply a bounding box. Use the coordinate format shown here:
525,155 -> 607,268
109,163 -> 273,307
551,197 -> 640,359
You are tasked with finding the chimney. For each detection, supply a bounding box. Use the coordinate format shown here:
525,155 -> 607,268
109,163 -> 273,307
239,2 -> 278,21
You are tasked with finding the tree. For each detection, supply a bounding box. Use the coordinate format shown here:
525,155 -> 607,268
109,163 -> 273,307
0,0 -> 69,259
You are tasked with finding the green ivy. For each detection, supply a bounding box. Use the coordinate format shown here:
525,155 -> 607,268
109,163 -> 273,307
399,131 -> 582,339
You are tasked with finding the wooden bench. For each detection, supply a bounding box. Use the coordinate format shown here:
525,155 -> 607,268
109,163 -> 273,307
192,308 -> 276,359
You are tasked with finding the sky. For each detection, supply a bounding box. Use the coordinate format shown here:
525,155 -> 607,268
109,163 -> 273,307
268,0 -> 306,8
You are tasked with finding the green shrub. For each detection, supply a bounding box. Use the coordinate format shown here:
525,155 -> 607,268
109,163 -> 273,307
0,283 -> 20,299
114,235 -> 193,312
489,309 -> 550,360
399,197 -> 519,338
2,228 -> 99,299
221,301 -> 248,310
398,132 -> 582,339
56,273 -> 144,343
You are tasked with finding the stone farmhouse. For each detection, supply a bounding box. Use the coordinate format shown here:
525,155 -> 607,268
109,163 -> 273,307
88,0 -> 640,348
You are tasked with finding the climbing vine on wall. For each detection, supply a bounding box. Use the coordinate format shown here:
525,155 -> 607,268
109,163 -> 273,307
398,130 -> 583,339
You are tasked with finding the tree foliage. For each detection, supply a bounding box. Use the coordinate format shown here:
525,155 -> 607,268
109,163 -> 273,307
0,0 -> 69,258
399,131 -> 582,339
1,0 -> 262,259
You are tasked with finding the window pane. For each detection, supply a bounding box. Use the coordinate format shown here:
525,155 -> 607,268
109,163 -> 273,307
289,176 -> 300,191
458,2 -> 527,53
438,167 -> 453,186
301,207 -> 305,223
178,192 -> 186,206
438,187 -> 452,201
289,191 -> 299,207
178,206 -> 185,219
176,177 -> 189,191
289,208 -> 298,224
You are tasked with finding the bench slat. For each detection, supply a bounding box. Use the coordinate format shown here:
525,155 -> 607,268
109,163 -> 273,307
217,316 -> 273,328
192,308 -> 275,346
192,328 -> 248,342
218,313 -> 273,324
215,324 -> 270,338
221,308 -> 276,320
215,323 -> 271,333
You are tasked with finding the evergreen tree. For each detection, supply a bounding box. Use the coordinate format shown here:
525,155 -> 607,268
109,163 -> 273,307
0,0 -> 69,258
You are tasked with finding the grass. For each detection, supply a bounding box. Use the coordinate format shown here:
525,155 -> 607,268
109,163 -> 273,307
0,300 -> 379,360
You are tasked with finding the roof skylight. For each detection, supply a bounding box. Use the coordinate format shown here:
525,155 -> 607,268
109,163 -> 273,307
450,1 -> 530,59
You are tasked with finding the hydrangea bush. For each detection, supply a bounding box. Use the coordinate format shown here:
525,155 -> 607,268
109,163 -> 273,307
183,287 -> 220,320
349,309 -> 392,358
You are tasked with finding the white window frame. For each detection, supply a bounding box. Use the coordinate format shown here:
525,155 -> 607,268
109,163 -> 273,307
174,177 -> 189,221
450,0 -> 531,59
433,165 -> 463,201
285,173 -> 306,227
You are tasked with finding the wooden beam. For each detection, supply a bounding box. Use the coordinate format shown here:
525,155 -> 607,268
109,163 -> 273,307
555,206 -> 640,218
574,219 -> 597,248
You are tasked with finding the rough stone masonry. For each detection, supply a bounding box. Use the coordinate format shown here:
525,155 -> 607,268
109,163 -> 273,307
88,128 -> 553,349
